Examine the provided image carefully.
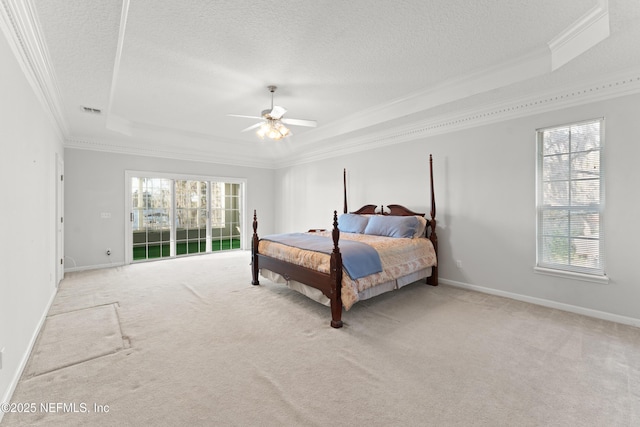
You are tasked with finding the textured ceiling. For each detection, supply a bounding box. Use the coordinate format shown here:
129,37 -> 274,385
17,0 -> 640,166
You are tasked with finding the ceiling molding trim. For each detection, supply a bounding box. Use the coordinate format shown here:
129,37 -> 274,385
0,0 -> 68,139
296,47 -> 552,148
64,137 -> 274,169
548,0 -> 610,70
126,117 -> 252,147
293,3 -> 612,150
105,0 -> 130,133
63,69 -> 640,171
277,69 -> 640,168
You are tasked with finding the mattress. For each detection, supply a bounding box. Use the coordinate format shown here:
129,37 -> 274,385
258,231 -> 437,310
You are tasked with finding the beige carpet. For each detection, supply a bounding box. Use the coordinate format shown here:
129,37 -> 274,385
25,304 -> 126,377
4,251 -> 640,426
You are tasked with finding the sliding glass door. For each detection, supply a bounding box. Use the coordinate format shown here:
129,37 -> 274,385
132,177 -> 172,261
126,172 -> 245,263
175,180 -> 208,256
211,182 -> 242,251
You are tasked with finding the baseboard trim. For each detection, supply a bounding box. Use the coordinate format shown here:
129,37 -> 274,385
65,261 -> 125,273
0,287 -> 58,423
440,278 -> 640,328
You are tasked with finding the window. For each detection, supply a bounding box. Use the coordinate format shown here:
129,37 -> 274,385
210,182 -> 225,228
536,118 -> 605,279
210,182 -> 242,251
175,180 -> 208,255
127,173 -> 245,263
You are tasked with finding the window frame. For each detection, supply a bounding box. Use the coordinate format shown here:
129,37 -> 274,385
534,118 -> 608,283
125,171 -> 246,264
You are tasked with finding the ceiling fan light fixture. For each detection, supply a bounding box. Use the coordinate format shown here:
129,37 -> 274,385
256,119 -> 291,140
257,122 -> 269,139
276,121 -> 291,137
230,85 -> 314,140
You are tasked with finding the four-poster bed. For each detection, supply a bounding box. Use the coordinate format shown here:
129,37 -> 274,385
251,155 -> 438,328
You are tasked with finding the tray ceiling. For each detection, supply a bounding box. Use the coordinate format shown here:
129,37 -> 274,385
3,0 -> 640,167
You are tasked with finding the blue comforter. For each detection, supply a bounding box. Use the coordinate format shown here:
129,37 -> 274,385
261,233 -> 382,280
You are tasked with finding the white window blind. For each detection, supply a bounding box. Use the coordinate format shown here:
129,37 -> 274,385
536,118 -> 605,276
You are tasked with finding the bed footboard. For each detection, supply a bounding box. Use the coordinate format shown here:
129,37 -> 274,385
426,154 -> 438,286
251,210 -> 260,286
251,210 -> 344,328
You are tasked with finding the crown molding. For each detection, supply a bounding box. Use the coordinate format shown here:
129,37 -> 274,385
67,68 -> 640,171
67,68 -> 640,170
293,2 -> 611,151
295,47 -> 551,149
6,0 -> 632,171
277,69 -> 640,168
105,0 -> 129,127
0,0 -> 68,139
64,137 -> 275,169
549,0 -> 610,70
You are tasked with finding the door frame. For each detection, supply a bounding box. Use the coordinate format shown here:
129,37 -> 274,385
55,153 -> 64,285
124,170 -> 247,264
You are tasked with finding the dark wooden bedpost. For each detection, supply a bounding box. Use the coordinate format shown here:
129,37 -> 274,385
251,210 -> 260,285
427,154 -> 439,286
329,210 -> 344,328
343,168 -> 348,214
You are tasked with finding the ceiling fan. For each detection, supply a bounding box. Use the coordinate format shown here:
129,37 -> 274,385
228,86 -> 317,140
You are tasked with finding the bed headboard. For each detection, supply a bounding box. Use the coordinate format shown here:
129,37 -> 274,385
341,155 -> 438,286
343,154 -> 435,222
349,204 -> 425,217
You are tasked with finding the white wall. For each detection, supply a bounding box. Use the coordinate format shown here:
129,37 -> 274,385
0,32 -> 64,414
274,92 -> 640,323
63,149 -> 275,269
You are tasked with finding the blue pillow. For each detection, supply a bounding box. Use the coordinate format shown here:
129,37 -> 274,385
338,214 -> 369,234
364,215 -> 419,238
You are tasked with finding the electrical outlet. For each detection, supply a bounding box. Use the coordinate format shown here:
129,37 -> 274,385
456,260 -> 463,268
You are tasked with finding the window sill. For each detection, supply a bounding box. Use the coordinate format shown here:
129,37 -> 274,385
534,267 -> 609,284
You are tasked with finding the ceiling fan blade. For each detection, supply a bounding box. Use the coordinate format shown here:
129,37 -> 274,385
241,122 -> 263,132
281,118 -> 318,128
269,105 -> 287,119
227,114 -> 263,120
